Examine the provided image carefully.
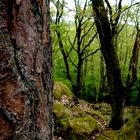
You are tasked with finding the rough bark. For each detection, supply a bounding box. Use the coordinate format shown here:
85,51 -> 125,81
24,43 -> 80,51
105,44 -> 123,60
0,0 -> 53,140
92,0 -> 125,129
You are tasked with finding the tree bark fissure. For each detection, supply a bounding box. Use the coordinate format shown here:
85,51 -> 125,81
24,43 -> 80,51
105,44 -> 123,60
0,0 -> 53,139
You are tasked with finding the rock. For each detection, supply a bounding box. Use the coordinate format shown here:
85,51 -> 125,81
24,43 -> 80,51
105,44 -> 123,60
53,82 -> 105,140
54,82 -> 73,100
69,116 -> 98,134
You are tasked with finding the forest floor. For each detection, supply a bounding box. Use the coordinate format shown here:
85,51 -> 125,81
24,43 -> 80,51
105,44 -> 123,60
89,103 -> 140,139
53,82 -> 140,140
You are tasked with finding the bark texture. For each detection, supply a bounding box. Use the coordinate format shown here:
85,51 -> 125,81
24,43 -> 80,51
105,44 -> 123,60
0,0 -> 53,140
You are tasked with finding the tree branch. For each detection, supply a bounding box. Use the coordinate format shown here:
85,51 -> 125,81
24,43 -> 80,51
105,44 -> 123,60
69,56 -> 78,69
81,32 -> 97,55
104,0 -> 113,24
82,48 -> 101,60
80,23 -> 95,44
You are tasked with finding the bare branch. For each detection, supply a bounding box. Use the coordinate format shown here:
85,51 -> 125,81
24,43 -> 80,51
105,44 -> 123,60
104,0 -> 113,24
81,17 -> 92,27
82,48 -> 101,60
68,35 -> 77,52
117,10 -> 129,35
69,56 -> 78,69
81,32 -> 97,55
113,0 -> 122,26
116,2 -> 140,17
80,23 -> 95,44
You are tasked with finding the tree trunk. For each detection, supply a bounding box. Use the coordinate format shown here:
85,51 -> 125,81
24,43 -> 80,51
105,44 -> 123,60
56,30 -> 72,82
98,54 -> 105,102
92,0 -> 125,129
75,58 -> 83,98
136,85 -> 140,106
0,0 -> 53,139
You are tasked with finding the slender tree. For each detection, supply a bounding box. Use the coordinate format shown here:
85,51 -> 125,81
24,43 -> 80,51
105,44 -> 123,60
52,0 -> 99,98
52,0 -> 72,82
126,5 -> 140,104
0,0 -> 53,139
68,0 -> 99,97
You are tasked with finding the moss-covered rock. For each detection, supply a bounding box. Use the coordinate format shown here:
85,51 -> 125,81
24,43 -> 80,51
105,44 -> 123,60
117,114 -> 140,140
53,82 -> 106,140
97,114 -> 140,140
53,101 -> 72,118
53,101 -> 72,130
69,116 -> 98,134
54,82 -> 73,100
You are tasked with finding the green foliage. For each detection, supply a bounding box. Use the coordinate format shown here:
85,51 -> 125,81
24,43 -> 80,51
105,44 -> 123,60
51,0 -> 140,104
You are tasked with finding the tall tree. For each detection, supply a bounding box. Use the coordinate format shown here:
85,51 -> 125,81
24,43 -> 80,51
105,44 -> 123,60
0,0 -> 53,139
52,0 -> 72,82
92,0 -> 126,129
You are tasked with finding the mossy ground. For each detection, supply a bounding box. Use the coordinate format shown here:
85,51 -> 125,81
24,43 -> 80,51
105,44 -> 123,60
53,82 -> 140,140
53,82 -> 105,140
97,114 -> 140,140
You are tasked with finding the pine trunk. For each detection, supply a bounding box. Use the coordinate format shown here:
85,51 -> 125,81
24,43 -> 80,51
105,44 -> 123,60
0,0 -> 53,139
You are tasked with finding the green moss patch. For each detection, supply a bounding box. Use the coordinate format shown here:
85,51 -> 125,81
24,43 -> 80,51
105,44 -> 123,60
53,101 -> 72,118
117,114 -> 140,140
54,82 -> 73,100
97,114 -> 140,140
69,116 -> 98,135
53,82 -> 107,140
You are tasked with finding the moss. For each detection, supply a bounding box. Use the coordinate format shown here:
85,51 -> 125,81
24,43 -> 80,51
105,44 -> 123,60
53,101 -> 72,130
54,82 -> 73,100
69,116 -> 98,135
97,130 -> 118,140
71,106 -> 87,117
53,101 -> 72,118
88,109 -> 104,119
117,114 -> 140,140
97,114 -> 140,140
59,118 -> 69,130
